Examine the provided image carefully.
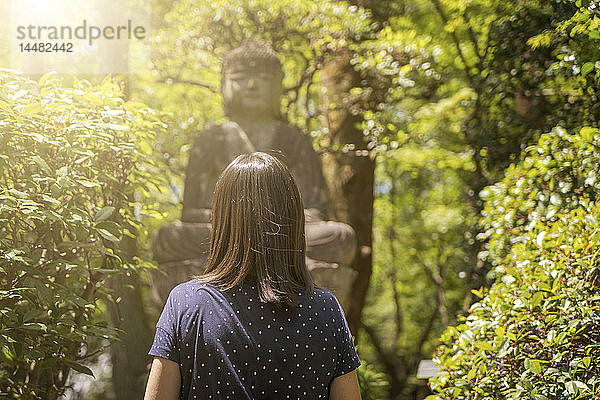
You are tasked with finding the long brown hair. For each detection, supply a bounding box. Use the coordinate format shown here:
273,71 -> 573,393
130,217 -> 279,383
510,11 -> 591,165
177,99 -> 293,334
197,152 -> 313,304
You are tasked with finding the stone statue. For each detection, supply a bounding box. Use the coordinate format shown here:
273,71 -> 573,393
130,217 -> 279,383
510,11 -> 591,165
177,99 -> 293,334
151,39 -> 357,308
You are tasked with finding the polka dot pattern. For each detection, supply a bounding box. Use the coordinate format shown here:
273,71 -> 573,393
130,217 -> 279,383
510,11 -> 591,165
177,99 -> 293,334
149,279 -> 361,399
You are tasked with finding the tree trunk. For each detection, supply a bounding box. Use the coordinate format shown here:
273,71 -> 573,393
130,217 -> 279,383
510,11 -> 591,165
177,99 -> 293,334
321,49 -> 375,336
107,270 -> 153,400
107,64 -> 154,398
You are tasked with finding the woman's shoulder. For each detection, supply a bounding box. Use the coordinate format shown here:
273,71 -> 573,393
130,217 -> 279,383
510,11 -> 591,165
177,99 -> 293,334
311,287 -> 334,297
306,287 -> 342,307
167,281 -> 341,309
167,279 -> 219,301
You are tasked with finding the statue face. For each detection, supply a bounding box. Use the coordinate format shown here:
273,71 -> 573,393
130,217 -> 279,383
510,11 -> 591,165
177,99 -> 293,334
222,66 -> 282,120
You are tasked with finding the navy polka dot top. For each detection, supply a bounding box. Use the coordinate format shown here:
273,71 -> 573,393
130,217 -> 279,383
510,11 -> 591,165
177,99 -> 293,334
149,279 -> 361,400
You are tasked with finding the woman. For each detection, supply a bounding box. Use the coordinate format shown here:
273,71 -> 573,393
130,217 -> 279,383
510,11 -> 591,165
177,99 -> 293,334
144,152 -> 361,400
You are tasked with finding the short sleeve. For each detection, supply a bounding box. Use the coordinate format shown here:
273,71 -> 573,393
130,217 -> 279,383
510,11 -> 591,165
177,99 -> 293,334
332,296 -> 361,377
148,288 -> 180,364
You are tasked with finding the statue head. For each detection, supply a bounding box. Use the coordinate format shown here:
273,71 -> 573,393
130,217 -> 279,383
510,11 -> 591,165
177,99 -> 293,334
221,39 -> 284,121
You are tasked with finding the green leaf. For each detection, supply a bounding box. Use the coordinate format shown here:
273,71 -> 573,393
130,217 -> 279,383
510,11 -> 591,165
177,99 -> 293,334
565,380 -> 590,395
92,268 -> 121,275
22,102 -> 42,114
31,156 -> 52,174
530,359 -> 542,374
22,322 -> 48,332
96,221 -> 121,235
8,189 -> 28,198
535,231 -> 546,247
78,179 -> 101,188
63,359 -> 95,377
95,206 -> 115,223
582,356 -> 591,368
466,367 -> 477,380
581,62 -> 594,76
497,337 -> 510,357
566,381 -> 578,395
23,309 -> 45,322
97,228 -> 119,242
475,341 -> 494,352
34,281 -> 53,306
580,127 -> 598,142
101,123 -> 130,131
530,291 -> 544,308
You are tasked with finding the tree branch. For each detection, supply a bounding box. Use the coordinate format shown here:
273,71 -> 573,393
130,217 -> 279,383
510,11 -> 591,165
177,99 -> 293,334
430,0 -> 475,86
461,13 -> 481,63
361,322 -> 404,374
412,295 -> 440,366
160,77 -> 218,92
388,180 -> 403,348
418,259 -> 448,326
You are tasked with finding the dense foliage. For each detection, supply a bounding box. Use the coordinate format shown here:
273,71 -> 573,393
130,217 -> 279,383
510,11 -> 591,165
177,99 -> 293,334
361,0 -> 598,396
429,127 -> 600,399
0,72 -> 164,399
481,127 -> 600,266
428,1 -> 600,397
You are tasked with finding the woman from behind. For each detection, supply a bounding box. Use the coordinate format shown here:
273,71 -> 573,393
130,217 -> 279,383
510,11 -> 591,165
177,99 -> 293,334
144,152 -> 361,400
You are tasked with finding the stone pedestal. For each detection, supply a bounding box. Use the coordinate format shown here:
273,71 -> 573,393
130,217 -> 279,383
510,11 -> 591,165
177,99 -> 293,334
307,260 -> 357,312
150,220 -> 357,310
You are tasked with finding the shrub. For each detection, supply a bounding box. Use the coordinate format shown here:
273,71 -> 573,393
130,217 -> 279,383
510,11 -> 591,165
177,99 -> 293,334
428,127 -> 600,399
479,126 -> 600,266
0,71 -> 164,399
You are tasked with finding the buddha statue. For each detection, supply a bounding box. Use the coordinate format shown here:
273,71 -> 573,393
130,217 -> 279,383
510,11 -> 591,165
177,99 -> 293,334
151,39 -> 357,308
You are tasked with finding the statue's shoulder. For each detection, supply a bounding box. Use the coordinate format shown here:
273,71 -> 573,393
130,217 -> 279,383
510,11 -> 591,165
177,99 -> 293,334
194,122 -> 240,143
274,121 -> 312,146
275,120 -> 303,135
196,123 -> 228,135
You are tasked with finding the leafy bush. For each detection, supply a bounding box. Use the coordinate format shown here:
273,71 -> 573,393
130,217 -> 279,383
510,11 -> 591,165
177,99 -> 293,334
0,71 -> 164,399
357,358 -> 389,400
479,126 -> 600,266
427,126 -> 600,400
